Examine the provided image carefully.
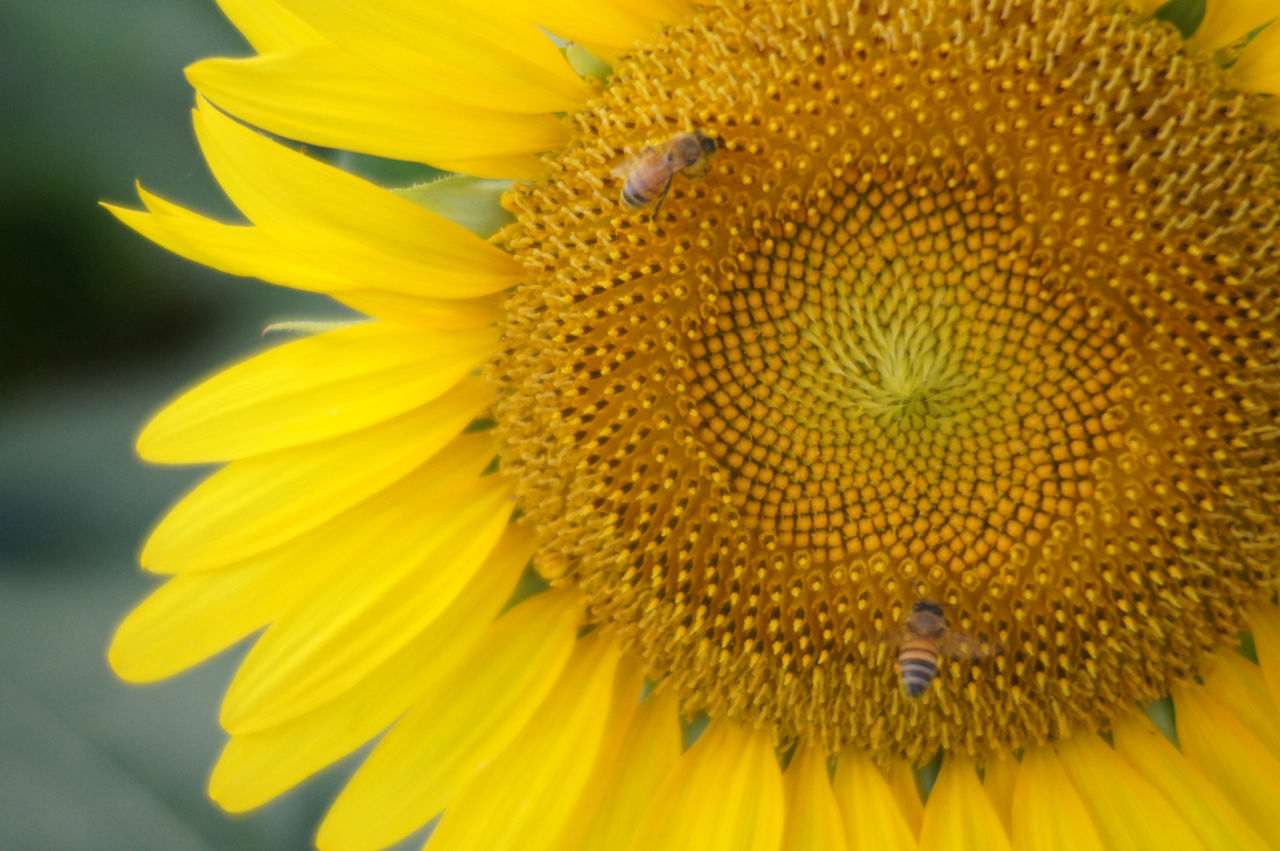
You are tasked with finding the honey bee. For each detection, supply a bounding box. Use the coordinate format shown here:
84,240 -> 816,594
612,130 -> 722,215
891,595 -> 987,698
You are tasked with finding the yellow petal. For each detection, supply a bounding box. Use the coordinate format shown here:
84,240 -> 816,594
919,757 -> 1011,851
426,632 -> 625,851
529,0 -> 684,61
188,52 -> 565,179
220,434 -> 508,733
1010,747 -> 1105,851
208,525 -> 533,811
1248,602 -> 1280,712
626,721 -> 786,851
213,0 -> 324,52
1111,715 -> 1269,851
191,97 -> 523,293
782,745 -> 848,851
832,750 -> 915,851
270,0 -> 587,113
333,289 -> 504,329
561,686 -> 683,850
315,588 -> 581,851
1056,733 -> 1204,851
1227,19 -> 1280,93
105,193 -> 349,294
1191,1 -> 1278,53
1173,682 -> 1280,841
111,188 -> 508,327
883,758 -> 924,837
1200,651 -> 1280,759
545,654 -> 647,849
142,378 -> 489,572
109,558 -> 281,682
982,754 -> 1017,837
138,322 -> 497,463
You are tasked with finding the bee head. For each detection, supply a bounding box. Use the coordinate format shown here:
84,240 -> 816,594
912,599 -> 944,618
695,131 -> 723,154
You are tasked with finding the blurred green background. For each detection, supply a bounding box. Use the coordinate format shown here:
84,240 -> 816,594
0,2 -> 383,847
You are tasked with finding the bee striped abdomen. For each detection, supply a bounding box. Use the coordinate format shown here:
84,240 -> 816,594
621,178 -> 656,208
897,636 -> 939,698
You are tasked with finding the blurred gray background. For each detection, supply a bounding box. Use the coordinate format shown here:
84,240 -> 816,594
1,2 -> 389,847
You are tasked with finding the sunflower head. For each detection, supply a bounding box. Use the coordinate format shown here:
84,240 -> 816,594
494,0 -> 1280,761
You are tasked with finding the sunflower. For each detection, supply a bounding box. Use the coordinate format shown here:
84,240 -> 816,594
107,0 -> 1280,848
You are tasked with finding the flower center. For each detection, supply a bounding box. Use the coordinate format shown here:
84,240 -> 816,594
492,0 -> 1280,761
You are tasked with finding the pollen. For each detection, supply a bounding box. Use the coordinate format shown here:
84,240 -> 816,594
492,0 -> 1280,762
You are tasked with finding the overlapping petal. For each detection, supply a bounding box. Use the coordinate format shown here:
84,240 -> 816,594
1226,19 -> 1280,93
425,633 -> 627,851
781,745 -> 848,851
141,378 -> 490,572
137,322 -> 496,463
219,433 -> 508,733
626,722 -> 785,851
208,525 -> 536,812
188,52 -> 564,179
1191,1 -> 1278,52
316,588 -> 581,851
556,687 -> 682,849
1111,715 -> 1270,850
920,758 -> 1011,851
832,751 -> 915,851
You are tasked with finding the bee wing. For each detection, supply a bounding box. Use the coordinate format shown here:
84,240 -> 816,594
936,631 -> 990,660
863,623 -> 912,653
610,147 -> 652,179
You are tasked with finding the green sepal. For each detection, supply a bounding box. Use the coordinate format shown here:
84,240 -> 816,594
1154,0 -> 1204,39
394,175 -> 515,239
564,41 -> 612,80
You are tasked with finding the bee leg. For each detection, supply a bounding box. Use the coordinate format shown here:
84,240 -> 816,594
651,176 -> 674,218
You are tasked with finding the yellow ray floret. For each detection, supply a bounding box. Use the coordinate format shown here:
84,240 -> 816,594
1111,715 -> 1270,851
529,0 -> 690,62
105,191 -> 349,294
219,433 -> 508,733
781,744 -> 848,851
190,97 -> 524,289
269,0 -> 588,114
188,52 -> 564,180
982,756 -> 1017,837
208,526 -> 535,812
1201,651 -> 1280,758
626,721 -> 785,851
1226,19 -> 1280,93
137,322 -> 498,463
112,433 -> 503,685
831,751 -> 916,851
1011,747 -> 1106,851
919,758 -> 1011,851
110,553 -> 291,683
316,588 -> 581,851
1172,683 -> 1280,841
141,378 -> 490,572
110,188 -> 508,329
1055,733 -> 1203,851
1248,603 -> 1280,710
556,687 -> 682,850
214,0 -> 324,52
1191,0 -> 1278,53
425,632 -> 627,851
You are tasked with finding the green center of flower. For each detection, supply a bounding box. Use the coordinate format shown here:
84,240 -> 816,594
492,0 -> 1280,761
